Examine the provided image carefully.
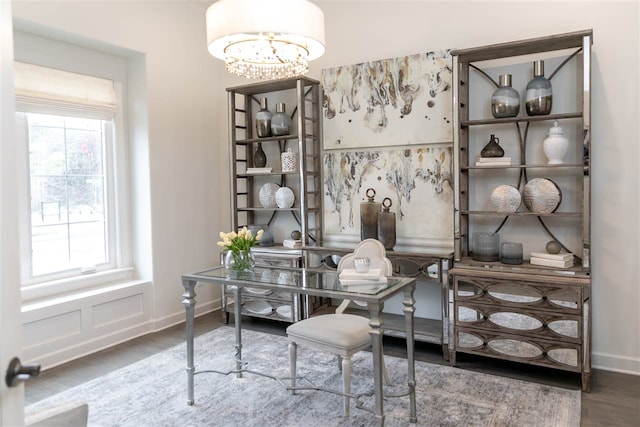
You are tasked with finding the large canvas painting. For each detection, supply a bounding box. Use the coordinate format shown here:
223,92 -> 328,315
323,146 -> 454,248
322,50 -> 452,150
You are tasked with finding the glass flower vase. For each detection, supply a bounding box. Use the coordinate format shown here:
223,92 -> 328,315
224,249 -> 255,272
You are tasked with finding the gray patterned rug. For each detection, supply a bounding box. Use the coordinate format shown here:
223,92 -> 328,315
26,326 -> 580,427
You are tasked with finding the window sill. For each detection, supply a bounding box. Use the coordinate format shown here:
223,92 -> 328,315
21,267 -> 136,305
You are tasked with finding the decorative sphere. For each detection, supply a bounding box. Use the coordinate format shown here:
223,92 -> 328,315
546,240 -> 562,254
290,230 -> 301,240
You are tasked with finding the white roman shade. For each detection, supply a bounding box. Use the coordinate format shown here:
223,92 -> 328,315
14,61 -> 116,120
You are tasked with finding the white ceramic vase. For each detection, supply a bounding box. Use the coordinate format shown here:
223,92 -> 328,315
542,120 -> 569,164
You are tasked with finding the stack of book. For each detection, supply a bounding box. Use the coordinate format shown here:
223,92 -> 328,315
475,157 -> 512,167
529,252 -> 574,268
282,239 -> 302,249
338,268 -> 388,286
246,167 -> 272,174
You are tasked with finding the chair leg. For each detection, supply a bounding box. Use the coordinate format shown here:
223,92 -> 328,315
342,356 -> 352,417
288,341 -> 297,395
337,355 -> 343,372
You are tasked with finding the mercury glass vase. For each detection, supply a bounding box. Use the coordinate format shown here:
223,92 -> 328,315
255,97 -> 272,138
491,74 -> 520,118
270,102 -> 291,136
525,60 -> 552,116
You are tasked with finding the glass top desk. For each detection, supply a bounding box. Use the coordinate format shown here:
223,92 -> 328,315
181,265 -> 418,426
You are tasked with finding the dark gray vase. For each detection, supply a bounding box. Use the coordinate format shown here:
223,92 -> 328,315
481,134 -> 505,158
253,143 -> 266,167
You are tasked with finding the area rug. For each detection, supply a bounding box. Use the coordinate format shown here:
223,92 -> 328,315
26,327 -> 580,427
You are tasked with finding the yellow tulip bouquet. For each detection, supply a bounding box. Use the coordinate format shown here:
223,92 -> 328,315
217,227 -> 263,271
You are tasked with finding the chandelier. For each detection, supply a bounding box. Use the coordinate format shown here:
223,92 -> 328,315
206,0 -> 325,80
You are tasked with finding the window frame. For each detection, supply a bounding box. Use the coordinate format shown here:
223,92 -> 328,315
14,31 -> 133,301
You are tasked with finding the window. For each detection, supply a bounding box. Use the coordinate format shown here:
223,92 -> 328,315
14,40 -> 132,292
24,113 -> 112,278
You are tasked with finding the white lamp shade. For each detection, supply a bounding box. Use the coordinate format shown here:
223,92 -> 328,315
206,0 -> 326,61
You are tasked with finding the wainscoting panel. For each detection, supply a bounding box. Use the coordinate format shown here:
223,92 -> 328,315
23,310 -> 82,350
21,281 -> 153,369
92,293 -> 144,330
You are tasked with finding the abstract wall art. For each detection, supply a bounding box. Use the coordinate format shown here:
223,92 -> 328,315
322,50 -> 453,150
323,146 -> 454,248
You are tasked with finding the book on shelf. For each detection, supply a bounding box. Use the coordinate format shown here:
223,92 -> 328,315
282,239 -> 302,249
475,157 -> 512,167
476,156 -> 512,163
530,252 -> 574,261
246,167 -> 272,174
530,256 -> 574,268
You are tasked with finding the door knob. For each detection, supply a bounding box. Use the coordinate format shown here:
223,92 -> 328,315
5,357 -> 40,387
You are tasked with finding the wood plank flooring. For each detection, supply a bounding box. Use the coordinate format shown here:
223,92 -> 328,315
25,312 -> 640,426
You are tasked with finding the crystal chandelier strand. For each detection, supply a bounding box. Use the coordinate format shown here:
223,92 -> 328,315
224,37 -> 310,79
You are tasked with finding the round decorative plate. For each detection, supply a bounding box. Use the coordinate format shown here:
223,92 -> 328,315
490,184 -> 521,213
522,178 -> 562,213
258,183 -> 280,208
243,300 -> 273,315
245,287 -> 271,296
275,186 -> 295,208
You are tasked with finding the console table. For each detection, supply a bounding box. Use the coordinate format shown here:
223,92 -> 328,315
303,242 -> 453,357
181,265 -> 418,426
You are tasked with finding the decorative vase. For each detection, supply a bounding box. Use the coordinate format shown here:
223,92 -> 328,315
360,188 -> 380,240
472,232 -> 500,262
377,197 -> 396,250
491,74 -> 520,118
480,134 -> 505,158
256,97 -> 272,138
525,60 -> 552,116
501,242 -> 523,265
224,249 -> 255,272
271,102 -> 291,136
542,120 -> 569,164
254,143 -> 267,167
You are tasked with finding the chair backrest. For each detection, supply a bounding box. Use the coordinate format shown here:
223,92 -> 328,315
336,239 -> 392,312
337,239 -> 392,275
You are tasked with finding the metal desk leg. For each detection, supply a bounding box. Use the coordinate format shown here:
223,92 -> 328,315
182,278 -> 197,405
367,302 -> 385,427
403,284 -> 417,423
233,286 -> 243,378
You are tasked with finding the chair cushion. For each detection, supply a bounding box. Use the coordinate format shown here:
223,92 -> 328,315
286,314 -> 371,352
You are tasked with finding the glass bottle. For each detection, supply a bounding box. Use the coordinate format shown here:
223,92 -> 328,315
255,97 -> 272,138
270,102 -> 291,136
525,60 -> 552,116
491,73 -> 520,118
253,143 -> 266,167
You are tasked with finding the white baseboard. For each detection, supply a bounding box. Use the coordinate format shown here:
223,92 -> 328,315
151,299 -> 220,331
592,351 -> 640,376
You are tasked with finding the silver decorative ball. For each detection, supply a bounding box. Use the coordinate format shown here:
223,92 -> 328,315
546,240 -> 562,254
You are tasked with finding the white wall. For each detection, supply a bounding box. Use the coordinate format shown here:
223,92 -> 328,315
12,0 -> 223,367
11,0 -> 640,374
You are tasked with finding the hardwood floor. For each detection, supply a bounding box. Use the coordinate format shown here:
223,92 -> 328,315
25,311 -> 640,426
